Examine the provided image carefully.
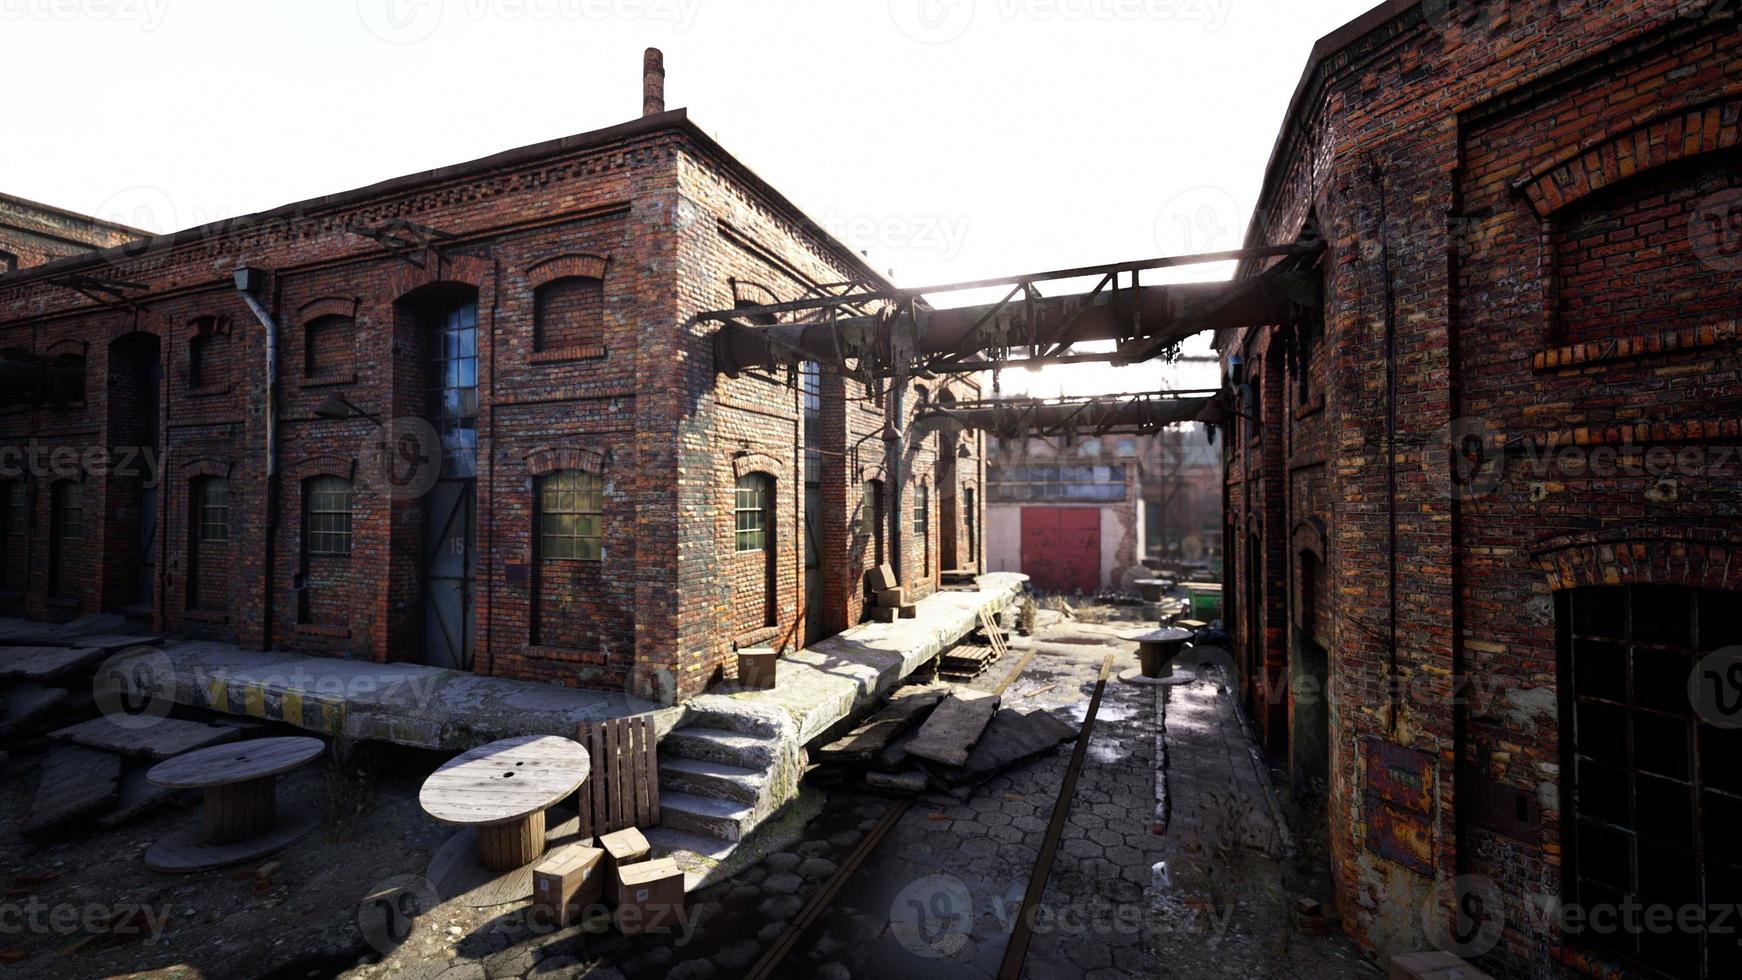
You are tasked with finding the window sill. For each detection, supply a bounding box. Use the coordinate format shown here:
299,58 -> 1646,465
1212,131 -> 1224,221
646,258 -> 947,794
187,384 -> 232,398
1294,394 -> 1324,419
298,372 -> 358,389
530,345 -> 606,365
1533,320 -> 1737,372
526,644 -> 609,665
735,625 -> 780,647
295,622 -> 350,639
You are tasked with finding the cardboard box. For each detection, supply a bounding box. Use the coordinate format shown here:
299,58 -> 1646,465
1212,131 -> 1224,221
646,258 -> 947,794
531,845 -> 605,928
614,856 -> 684,935
597,826 -> 651,888
869,606 -> 899,623
737,647 -> 778,690
1389,951 -> 1494,980
898,604 -> 918,619
866,565 -> 899,593
875,587 -> 906,607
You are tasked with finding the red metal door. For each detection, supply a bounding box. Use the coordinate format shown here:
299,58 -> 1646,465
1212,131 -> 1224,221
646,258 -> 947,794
1020,508 -> 1101,594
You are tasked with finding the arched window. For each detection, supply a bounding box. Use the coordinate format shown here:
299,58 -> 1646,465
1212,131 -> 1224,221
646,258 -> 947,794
539,470 -> 604,561
304,315 -> 355,379
305,476 -> 353,556
735,474 -> 772,553
534,276 -> 604,352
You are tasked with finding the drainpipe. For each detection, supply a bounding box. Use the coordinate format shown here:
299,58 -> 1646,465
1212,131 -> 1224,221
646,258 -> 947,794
234,267 -> 279,650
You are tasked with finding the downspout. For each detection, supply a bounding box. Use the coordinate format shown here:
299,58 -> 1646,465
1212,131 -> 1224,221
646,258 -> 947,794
234,267 -> 278,651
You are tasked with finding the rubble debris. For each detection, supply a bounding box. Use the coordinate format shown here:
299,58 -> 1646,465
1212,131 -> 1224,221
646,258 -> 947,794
23,745 -> 122,835
815,687 -> 948,762
904,688 -> 1000,768
951,707 -> 1079,782
0,683 -> 68,736
53,715 -> 241,759
865,769 -> 928,795
95,764 -> 179,828
0,646 -> 110,682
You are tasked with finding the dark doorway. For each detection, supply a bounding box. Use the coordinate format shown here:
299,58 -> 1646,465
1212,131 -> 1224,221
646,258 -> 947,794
106,332 -> 161,613
413,293 -> 478,671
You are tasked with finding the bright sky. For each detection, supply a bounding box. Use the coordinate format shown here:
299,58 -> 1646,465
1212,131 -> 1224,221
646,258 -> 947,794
1,0 -> 1379,396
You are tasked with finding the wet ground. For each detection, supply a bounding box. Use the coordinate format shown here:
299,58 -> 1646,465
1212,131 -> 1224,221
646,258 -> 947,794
2,605 -> 1380,979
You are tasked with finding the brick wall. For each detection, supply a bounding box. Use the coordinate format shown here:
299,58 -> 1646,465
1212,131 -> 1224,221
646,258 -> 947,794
1219,2 -> 1742,974
0,112 -> 983,708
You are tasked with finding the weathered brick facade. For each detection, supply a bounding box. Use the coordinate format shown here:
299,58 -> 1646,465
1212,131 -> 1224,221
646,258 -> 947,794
0,192 -> 143,274
0,109 -> 982,707
1220,2 -> 1742,976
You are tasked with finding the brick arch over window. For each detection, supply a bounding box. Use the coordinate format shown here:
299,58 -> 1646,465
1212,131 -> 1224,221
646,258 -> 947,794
525,446 -> 606,477
287,456 -> 355,484
379,253 -> 495,305
730,279 -> 781,308
1517,97 -> 1742,217
182,458 -> 233,481
732,452 -> 783,480
528,255 -> 608,357
297,296 -> 359,322
1531,527 -> 1742,593
1292,517 -> 1326,564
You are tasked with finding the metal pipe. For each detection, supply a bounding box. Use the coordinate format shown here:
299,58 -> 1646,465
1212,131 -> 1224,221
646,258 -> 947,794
912,394 -> 1216,437
234,267 -> 279,650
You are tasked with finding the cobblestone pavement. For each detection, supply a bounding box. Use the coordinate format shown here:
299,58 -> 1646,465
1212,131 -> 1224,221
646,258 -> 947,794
343,610 -> 1380,979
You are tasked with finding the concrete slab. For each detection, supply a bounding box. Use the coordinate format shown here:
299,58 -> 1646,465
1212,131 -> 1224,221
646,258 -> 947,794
58,634 -> 672,751
904,688 -> 1001,768
96,764 -> 178,828
0,646 -> 111,681
814,685 -> 948,762
24,745 -> 122,834
865,769 -> 928,794
70,634 -> 164,651
54,715 -> 241,759
954,707 -> 1079,780
0,683 -> 68,735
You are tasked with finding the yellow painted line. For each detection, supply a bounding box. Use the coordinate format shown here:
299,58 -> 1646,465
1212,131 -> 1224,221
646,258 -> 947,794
282,689 -> 303,728
243,683 -> 266,719
208,677 -> 229,713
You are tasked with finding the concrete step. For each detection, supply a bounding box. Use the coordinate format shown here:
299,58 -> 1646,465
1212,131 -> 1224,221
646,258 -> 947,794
659,757 -> 765,805
660,726 -> 780,771
644,827 -> 740,893
682,696 -> 790,739
659,790 -> 758,842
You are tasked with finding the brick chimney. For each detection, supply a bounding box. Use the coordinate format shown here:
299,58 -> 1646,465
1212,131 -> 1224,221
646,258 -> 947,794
643,48 -> 665,117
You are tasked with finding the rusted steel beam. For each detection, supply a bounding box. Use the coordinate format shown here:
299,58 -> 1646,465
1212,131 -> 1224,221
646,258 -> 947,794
713,263 -> 1317,377
912,391 -> 1219,438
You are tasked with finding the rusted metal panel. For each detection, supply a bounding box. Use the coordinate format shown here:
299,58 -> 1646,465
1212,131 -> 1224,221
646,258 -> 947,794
1365,738 -> 1434,813
1367,800 -> 1434,875
1467,776 -> 1542,843
1020,508 -> 1101,594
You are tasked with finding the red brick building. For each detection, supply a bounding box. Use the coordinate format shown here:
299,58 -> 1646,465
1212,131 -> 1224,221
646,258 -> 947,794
1220,2 -> 1742,977
0,99 -> 982,706
0,192 -> 144,275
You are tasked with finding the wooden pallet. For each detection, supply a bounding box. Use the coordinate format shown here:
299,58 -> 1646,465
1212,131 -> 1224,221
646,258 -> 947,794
571,715 -> 660,839
940,644 -> 999,681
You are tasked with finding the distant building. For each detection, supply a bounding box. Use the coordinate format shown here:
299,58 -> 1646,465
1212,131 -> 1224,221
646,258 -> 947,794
0,192 -> 143,275
984,425 -> 1220,594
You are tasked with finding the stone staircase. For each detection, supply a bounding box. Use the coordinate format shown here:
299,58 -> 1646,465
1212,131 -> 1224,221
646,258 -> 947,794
644,695 -> 804,884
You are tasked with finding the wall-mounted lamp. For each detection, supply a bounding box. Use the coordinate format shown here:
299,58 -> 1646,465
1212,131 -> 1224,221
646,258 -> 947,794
314,392 -> 381,426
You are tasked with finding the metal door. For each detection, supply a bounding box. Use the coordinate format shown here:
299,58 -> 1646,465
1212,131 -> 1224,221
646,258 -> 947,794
1019,507 -> 1100,594
423,480 -> 474,670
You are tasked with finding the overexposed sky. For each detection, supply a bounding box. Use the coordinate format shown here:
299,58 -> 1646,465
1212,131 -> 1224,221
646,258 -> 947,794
0,0 -> 1379,395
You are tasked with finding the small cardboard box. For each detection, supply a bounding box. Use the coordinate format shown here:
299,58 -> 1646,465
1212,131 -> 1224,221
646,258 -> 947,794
869,606 -> 899,623
614,856 -> 684,935
866,564 -> 899,593
531,845 -> 605,928
737,647 -> 778,690
875,587 -> 906,608
898,604 -> 918,619
597,827 -> 651,888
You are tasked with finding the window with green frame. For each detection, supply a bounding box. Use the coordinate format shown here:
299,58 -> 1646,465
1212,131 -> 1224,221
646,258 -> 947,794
540,470 -> 604,561
735,474 -> 771,553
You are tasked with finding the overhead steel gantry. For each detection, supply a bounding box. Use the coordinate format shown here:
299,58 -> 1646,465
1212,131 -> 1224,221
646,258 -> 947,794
700,242 -> 1322,582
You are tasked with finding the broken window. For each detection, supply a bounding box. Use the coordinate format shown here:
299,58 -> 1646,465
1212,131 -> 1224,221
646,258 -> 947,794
305,476 -> 352,557
735,474 -> 771,553
539,470 -> 603,561
187,315 -> 229,390
1560,584 -> 1742,979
